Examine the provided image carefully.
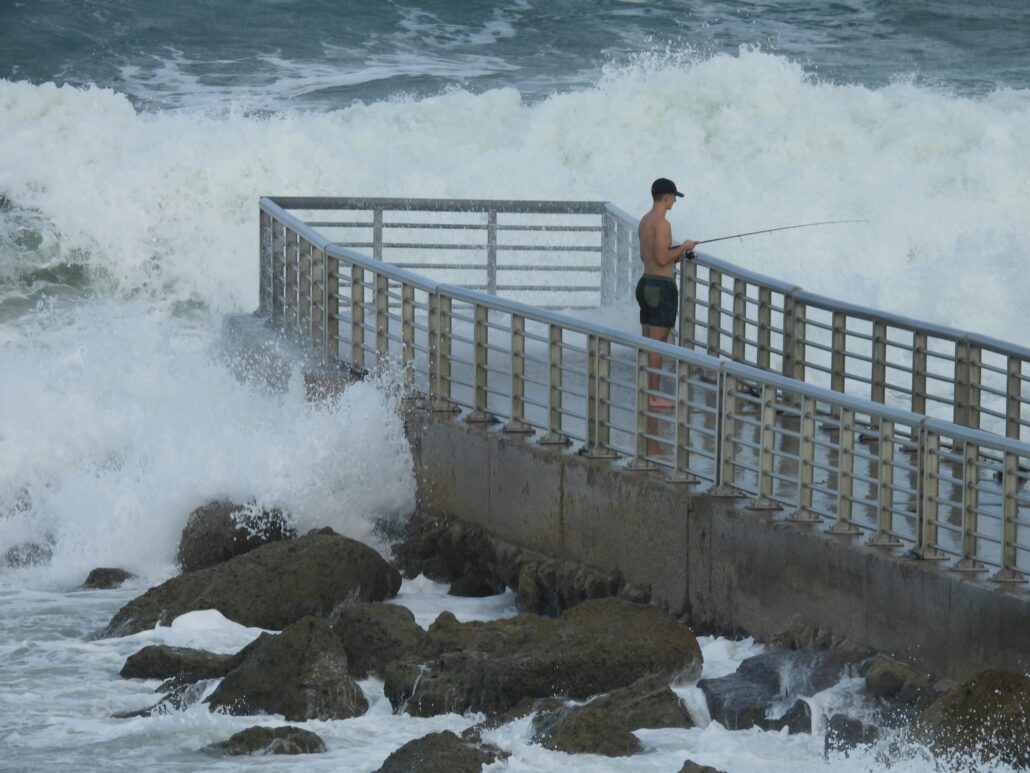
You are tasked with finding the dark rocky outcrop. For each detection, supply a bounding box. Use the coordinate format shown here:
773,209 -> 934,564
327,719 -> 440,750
112,678 -> 216,718
533,704 -> 643,756
764,699 -> 812,734
103,528 -> 401,636
384,598 -> 702,718
177,500 -> 295,572
699,649 -> 862,731
375,731 -> 505,773
910,670 -> 1030,770
679,762 -> 726,773
861,655 -> 941,724
119,644 -> 237,681
205,725 -> 326,756
82,567 -> 133,589
824,713 -> 880,757
331,602 -> 427,679
205,616 -> 368,721
391,512 -> 649,615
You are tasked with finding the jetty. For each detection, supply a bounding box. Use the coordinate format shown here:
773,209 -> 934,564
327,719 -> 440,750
237,195 -> 1030,681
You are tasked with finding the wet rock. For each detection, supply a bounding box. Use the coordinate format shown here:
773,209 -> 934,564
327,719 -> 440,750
533,704 -> 643,756
824,713 -> 880,757
910,670 -> 1030,769
384,598 -> 702,718
862,655 -> 938,711
205,725 -> 326,756
103,528 -> 401,636
206,616 -> 367,721
331,602 -> 426,679
699,648 -> 862,730
764,699 -> 812,734
177,500 -> 295,573
375,731 -> 504,773
119,644 -> 236,681
679,761 -> 726,773
82,567 -> 133,589
2,541 -> 52,568
113,678 -> 215,718
391,511 -> 647,616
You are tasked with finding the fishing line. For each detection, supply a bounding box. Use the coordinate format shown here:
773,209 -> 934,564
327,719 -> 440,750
694,219 -> 868,245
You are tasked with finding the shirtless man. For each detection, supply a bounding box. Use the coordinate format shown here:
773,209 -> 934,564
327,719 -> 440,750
637,178 -> 697,411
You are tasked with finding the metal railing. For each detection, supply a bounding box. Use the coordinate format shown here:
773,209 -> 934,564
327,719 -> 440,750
258,196 -> 1029,587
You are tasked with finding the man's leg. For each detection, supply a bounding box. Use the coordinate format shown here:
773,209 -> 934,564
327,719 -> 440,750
646,325 -> 674,409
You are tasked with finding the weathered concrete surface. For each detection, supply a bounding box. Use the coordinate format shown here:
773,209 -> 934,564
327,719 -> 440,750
407,409 -> 1030,682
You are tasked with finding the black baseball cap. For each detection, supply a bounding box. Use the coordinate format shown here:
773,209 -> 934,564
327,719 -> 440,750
651,178 -> 684,198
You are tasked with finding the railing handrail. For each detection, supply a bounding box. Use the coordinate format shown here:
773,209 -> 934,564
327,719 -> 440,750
260,196 -> 1028,454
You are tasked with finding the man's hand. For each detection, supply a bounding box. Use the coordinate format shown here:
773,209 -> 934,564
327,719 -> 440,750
681,240 -> 698,252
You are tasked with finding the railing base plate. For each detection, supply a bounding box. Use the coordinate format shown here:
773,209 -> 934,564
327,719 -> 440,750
867,532 -> 903,548
787,508 -> 822,523
706,484 -> 746,497
991,569 -> 1027,584
909,547 -> 950,561
952,558 -> 988,574
746,497 -> 782,511
626,458 -> 659,472
665,471 -> 701,485
826,522 -> 862,536
465,409 -> 498,425
538,432 -> 571,446
502,419 -> 535,435
579,445 -> 620,460
431,398 -> 461,413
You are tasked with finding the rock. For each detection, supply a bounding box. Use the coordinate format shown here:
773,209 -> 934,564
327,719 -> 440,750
113,678 -> 215,718
824,713 -> 879,757
2,541 -> 52,568
82,567 -> 133,589
764,699 -> 812,734
205,616 -> 367,721
119,644 -> 236,681
384,598 -> 702,717
862,655 -> 938,710
375,731 -> 504,773
699,648 -> 861,730
103,528 -> 401,636
910,670 -> 1030,769
177,500 -> 295,572
533,704 -> 643,756
582,675 -> 694,731
391,511 -> 647,616
331,603 -> 426,678
679,762 -> 726,773
205,725 -> 326,756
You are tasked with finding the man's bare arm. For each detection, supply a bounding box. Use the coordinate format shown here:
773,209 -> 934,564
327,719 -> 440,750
653,221 -> 698,266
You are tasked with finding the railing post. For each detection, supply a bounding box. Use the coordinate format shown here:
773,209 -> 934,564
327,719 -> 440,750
914,427 -> 947,559
372,206 -> 383,261
540,324 -> 569,445
706,269 -> 723,357
350,263 -> 365,370
869,418 -> 902,546
782,293 -> 806,382
666,358 -> 698,482
628,346 -> 658,470
710,370 -> 742,495
503,314 -> 533,433
600,213 -> 616,306
953,439 -> 987,573
375,272 -> 389,359
871,321 -> 887,404
746,382 -> 781,508
789,395 -> 821,522
486,209 -> 498,295
731,278 -> 747,363
953,338 -> 980,429
324,251 -> 337,362
581,337 -> 619,458
994,450 -> 1027,584
828,407 -> 861,534
309,242 -> 321,346
432,294 -> 457,411
401,284 -> 415,386
285,229 -> 299,330
616,220 -> 631,302
259,209 -> 272,314
679,259 -> 697,350
756,287 -> 772,371
831,311 -> 847,394
912,331 -> 928,416
467,303 -> 496,423
271,222 -> 285,322
1006,356 -> 1022,440
298,238 -> 312,337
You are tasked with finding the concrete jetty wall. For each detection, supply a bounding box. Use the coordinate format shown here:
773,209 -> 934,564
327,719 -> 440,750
407,408 -> 1030,682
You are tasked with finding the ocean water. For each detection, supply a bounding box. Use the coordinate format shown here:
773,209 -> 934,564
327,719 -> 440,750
2,1 -> 1029,770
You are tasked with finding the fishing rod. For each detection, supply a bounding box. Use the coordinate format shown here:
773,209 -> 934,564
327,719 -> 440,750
694,219 -> 867,246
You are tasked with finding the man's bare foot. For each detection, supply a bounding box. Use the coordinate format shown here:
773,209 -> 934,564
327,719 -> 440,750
648,395 -> 676,410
